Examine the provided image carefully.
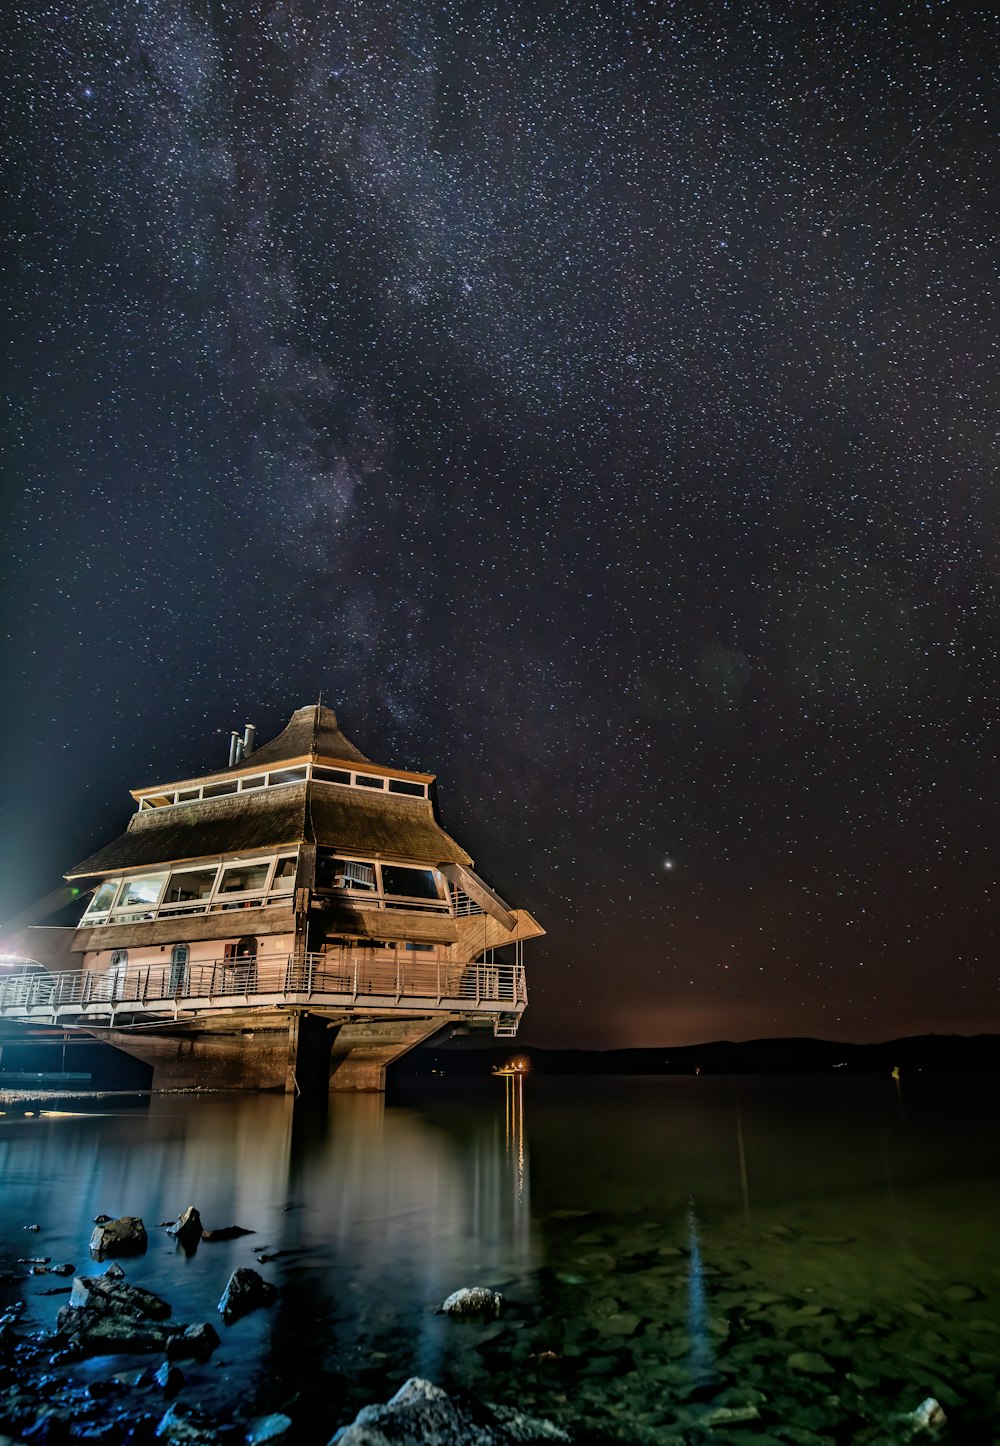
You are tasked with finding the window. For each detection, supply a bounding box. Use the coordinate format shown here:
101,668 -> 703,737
388,779 -> 426,797
380,865 -> 441,901
218,862 -> 270,896
268,767 -> 307,786
85,881 -> 120,918
316,853 -> 376,891
313,766 -> 352,786
203,781 -> 238,798
164,867 -> 218,905
355,774 -> 387,790
270,857 -> 297,891
169,944 -> 189,993
117,874 -> 167,909
239,775 -> 265,790
176,789 -> 201,802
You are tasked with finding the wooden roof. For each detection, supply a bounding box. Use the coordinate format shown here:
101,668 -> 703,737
66,781 -> 472,879
134,704 -> 433,797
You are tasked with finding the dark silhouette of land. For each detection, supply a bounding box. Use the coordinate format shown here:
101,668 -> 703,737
402,1033 -> 1000,1077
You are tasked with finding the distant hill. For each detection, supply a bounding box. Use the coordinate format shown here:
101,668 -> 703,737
400,1033 -> 1000,1076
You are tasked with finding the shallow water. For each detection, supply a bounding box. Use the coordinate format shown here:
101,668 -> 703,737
1,1073 -> 998,1443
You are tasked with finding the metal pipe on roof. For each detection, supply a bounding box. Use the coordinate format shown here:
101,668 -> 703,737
228,732 -> 243,767
242,724 -> 256,756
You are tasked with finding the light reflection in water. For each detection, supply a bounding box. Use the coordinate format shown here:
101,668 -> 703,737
685,1196 -> 714,1382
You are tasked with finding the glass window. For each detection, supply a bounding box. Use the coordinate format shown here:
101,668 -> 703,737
203,781 -> 238,798
85,881 -> 120,916
355,774 -> 387,790
313,766 -> 352,785
218,862 -> 270,895
388,779 -> 426,797
268,768 -> 307,786
380,865 -> 441,900
117,874 -> 167,908
176,789 -> 201,802
164,867 -> 218,904
316,853 -> 376,891
270,857 -> 297,890
240,775 -> 266,790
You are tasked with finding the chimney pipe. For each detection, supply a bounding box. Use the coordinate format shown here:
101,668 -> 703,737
228,731 -> 243,767
242,724 -> 256,757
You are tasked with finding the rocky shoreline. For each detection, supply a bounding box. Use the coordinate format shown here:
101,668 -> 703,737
0,1210 -> 570,1446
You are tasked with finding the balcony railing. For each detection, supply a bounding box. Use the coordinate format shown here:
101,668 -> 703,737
0,951 -> 527,1028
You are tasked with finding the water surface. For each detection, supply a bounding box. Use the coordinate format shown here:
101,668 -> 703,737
1,1073 -> 997,1443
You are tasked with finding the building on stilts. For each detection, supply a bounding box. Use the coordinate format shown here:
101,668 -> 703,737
1,705 -> 541,1091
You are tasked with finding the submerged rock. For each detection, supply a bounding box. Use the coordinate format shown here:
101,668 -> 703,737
246,1412 -> 294,1444
156,1399 -> 225,1443
167,1207 -> 203,1251
904,1397 -> 947,1433
154,1361 -> 186,1398
202,1225 -> 255,1241
328,1376 -> 570,1445
89,1216 -> 148,1258
441,1287 -> 504,1319
218,1268 -> 277,1323
166,1321 -> 221,1363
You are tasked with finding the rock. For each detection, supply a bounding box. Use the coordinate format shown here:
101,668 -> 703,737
440,1287 -> 503,1319
328,1377 -> 570,1445
167,1208 -> 203,1251
166,1323 -> 221,1363
941,1284 -> 979,1303
787,1352 -> 834,1375
904,1398 -> 946,1432
89,1216 -> 148,1258
57,1267 -> 173,1355
51,1264 -> 75,1277
67,1270 -> 172,1321
245,1413 -> 293,1444
217,1268 -> 277,1323
201,1226 -> 255,1241
156,1400 -> 224,1443
23,1224 -> 40,1232
93,1214 -> 112,1224
701,1405 -> 761,1426
154,1362 -> 185,1398
105,1262 -> 126,1280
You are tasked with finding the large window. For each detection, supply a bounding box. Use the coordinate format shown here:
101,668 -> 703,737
79,854 -> 298,925
136,763 -> 428,810
218,862 -> 270,896
380,865 -> 441,901
117,875 -> 167,909
164,868 -> 217,906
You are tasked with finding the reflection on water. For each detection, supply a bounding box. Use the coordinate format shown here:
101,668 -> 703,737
1,1073 -> 999,1442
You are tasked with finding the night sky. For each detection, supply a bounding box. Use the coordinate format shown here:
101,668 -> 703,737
2,2 -> 997,1047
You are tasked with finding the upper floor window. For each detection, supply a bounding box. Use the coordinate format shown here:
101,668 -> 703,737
136,764 -> 428,810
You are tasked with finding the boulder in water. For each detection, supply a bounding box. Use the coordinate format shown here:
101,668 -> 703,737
328,1376 -> 569,1445
167,1206 -> 203,1250
440,1287 -> 503,1319
89,1215 -> 148,1258
217,1267 -> 277,1322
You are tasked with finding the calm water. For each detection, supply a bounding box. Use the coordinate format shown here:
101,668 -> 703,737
1,1074 -> 998,1443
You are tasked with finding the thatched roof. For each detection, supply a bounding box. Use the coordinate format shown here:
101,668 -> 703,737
136,705 -> 432,795
67,781 -> 472,879
229,704 -> 373,771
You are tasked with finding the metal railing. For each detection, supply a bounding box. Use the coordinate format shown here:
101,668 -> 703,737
0,950 -> 527,1026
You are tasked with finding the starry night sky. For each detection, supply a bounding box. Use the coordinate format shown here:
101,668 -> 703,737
2,2 -> 997,1047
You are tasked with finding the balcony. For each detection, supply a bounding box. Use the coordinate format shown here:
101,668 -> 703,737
0,951 -> 527,1035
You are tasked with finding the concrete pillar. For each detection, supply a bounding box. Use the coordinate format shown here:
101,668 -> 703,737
284,1012 -> 336,1097
328,1017 -> 448,1092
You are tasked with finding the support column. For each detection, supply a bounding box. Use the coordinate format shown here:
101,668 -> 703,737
328,1017 -> 449,1092
284,1011 -> 336,1097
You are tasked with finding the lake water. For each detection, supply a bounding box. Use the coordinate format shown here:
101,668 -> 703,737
1,1073 -> 998,1443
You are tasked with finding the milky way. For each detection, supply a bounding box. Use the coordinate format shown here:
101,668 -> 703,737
2,2 -> 997,1045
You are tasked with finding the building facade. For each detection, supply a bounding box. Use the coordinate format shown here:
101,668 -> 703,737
6,705 -> 542,1090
